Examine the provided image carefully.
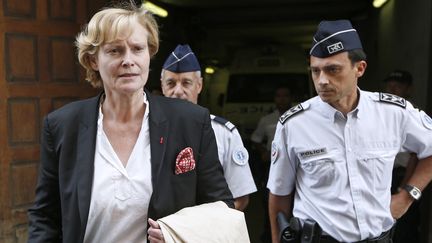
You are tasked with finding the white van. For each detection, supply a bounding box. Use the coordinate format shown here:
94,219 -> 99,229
202,45 -> 313,139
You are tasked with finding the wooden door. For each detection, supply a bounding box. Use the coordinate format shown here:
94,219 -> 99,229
0,0 -> 105,242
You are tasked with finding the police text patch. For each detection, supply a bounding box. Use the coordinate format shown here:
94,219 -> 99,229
299,148 -> 327,159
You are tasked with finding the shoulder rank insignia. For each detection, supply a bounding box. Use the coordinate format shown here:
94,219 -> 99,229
211,115 -> 236,131
279,104 -> 304,124
379,93 -> 406,108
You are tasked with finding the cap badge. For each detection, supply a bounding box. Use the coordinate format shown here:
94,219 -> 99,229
327,42 -> 344,54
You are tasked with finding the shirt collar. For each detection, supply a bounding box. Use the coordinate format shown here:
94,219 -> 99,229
143,92 -> 150,121
318,99 -> 339,122
318,87 -> 363,122
350,88 -> 364,119
98,92 -> 150,128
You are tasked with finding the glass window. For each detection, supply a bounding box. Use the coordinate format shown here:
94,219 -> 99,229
226,73 -> 311,103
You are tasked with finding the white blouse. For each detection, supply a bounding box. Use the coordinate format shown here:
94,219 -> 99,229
84,95 -> 153,243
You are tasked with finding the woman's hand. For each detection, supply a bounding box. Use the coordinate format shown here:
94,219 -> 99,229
148,218 -> 165,243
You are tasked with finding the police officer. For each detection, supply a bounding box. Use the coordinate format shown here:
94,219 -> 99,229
160,44 -> 257,211
267,20 -> 432,243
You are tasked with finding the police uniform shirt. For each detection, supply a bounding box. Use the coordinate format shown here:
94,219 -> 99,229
211,115 -> 257,198
267,90 -> 432,242
251,110 -> 280,151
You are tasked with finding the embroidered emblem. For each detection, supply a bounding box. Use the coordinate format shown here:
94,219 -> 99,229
327,42 -> 344,54
279,104 -> 304,124
420,111 -> 432,130
232,147 -> 249,166
299,148 -> 327,160
379,93 -> 406,108
271,142 -> 278,164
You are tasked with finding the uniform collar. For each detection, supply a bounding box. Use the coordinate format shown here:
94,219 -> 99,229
318,87 -> 363,122
318,99 -> 340,122
353,88 -> 366,119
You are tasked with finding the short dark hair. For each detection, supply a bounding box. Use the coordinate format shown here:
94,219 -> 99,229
347,49 -> 367,65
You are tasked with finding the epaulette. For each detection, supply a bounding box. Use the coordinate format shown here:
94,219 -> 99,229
279,103 -> 306,124
379,92 -> 406,108
210,115 -> 236,131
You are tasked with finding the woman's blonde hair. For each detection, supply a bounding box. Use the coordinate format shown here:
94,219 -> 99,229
76,3 -> 159,87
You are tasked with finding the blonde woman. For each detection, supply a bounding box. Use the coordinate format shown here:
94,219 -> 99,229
28,2 -> 233,243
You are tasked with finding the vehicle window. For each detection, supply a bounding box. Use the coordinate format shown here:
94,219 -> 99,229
226,73 -> 311,103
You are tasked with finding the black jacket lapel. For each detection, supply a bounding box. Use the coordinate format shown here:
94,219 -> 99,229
147,93 -> 169,215
76,95 -> 100,240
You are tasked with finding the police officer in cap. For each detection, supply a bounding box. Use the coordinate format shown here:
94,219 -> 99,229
160,44 -> 257,211
267,20 -> 432,243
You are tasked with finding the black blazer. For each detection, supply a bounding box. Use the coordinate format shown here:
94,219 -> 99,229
27,92 -> 234,243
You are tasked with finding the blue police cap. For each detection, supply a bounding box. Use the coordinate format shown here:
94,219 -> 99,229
310,20 -> 363,58
162,44 -> 201,73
